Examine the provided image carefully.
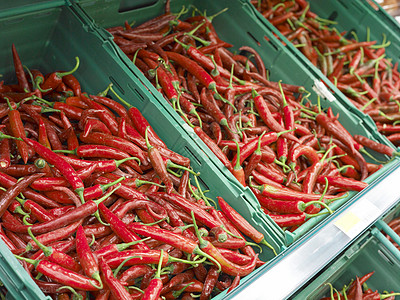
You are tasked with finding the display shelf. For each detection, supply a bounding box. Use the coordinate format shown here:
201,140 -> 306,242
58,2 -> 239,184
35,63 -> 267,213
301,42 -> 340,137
226,160 -> 400,300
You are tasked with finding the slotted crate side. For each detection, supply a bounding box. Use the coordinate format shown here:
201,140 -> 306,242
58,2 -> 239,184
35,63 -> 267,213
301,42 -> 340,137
291,229 -> 400,299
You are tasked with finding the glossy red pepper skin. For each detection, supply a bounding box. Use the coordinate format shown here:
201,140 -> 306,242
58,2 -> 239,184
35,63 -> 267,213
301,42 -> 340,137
166,51 -> 217,92
33,259 -> 101,291
153,192 -> 221,229
8,102 -> 30,164
200,266 -> 219,300
80,131 -> 147,164
11,44 -> 30,92
0,172 -> 45,218
22,137 -> 84,194
142,278 -> 163,300
98,202 -> 149,250
104,249 -> 169,269
193,126 -> 233,172
2,197 -> 98,234
76,225 -> 101,283
218,197 -> 265,244
98,257 -> 132,300
128,223 -> 198,254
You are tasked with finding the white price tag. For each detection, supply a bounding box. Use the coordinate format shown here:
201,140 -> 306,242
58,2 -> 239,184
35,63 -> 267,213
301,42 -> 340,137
334,200 -> 380,239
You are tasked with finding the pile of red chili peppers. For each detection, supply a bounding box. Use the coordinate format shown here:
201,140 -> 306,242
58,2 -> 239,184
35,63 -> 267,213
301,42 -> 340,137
320,271 -> 399,300
252,0 -> 400,146
105,4 -> 396,230
0,44 -> 273,299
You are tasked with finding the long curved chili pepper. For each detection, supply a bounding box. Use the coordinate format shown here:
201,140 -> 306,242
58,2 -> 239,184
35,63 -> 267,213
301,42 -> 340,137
94,176 -> 147,201
316,175 -> 368,192
153,191 -> 221,229
15,255 -> 101,291
165,51 -> 218,93
145,126 -> 174,193
193,126 -> 233,172
252,89 -> 299,142
200,266 -> 220,300
232,140 -> 246,186
11,44 -> 30,92
27,227 -> 81,272
98,257 -> 133,300
55,145 -> 142,174
2,186 -> 118,234
127,106 -> 167,149
20,137 -> 85,203
98,202 -> 149,250
142,249 -> 164,300
15,197 -> 54,223
62,73 -> 81,97
6,99 -> 30,163
76,225 -> 103,289
191,211 -> 258,277
353,134 -> 397,157
302,146 -> 335,194
40,57 -> 80,93
80,131 -> 147,165
218,196 -> 276,255
316,112 -> 357,155
0,172 -> 44,218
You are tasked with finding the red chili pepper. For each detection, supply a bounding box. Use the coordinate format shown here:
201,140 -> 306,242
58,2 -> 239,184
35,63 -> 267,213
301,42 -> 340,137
0,172 -> 44,218
0,171 -> 61,208
80,130 -> 147,164
193,126 -> 233,172
127,106 -> 167,149
316,175 -> 368,192
302,146 -> 335,194
316,112 -> 356,155
11,44 -> 30,92
227,274 -> 240,293
55,144 -> 142,174
98,202 -> 149,250
142,249 -> 165,300
232,140 -> 246,186
3,187 -> 115,235
15,197 -> 54,223
252,89 -> 299,143
166,51 -> 218,93
153,191 -> 221,229
200,266 -> 220,300
27,227 -> 81,272
20,137 -> 85,202
144,126 -> 175,193
15,255 -> 101,291
218,196 -> 276,254
94,176 -> 147,201
250,181 -> 337,202
76,225 -> 103,288
41,57 -> 80,92
62,73 -> 81,97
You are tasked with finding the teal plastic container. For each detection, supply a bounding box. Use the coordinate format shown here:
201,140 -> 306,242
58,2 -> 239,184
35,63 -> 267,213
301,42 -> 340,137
291,228 -> 400,299
249,0 -> 400,142
72,0 -> 400,244
0,2 -> 285,299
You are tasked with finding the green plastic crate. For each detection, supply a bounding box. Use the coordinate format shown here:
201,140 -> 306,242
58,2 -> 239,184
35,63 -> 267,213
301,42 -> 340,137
249,0 -> 400,144
72,0 -> 400,245
291,228 -> 400,299
374,199 -> 400,250
0,3 -> 285,299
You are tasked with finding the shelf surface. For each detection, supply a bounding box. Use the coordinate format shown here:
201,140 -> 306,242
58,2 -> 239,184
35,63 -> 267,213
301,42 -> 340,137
224,162 -> 400,300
